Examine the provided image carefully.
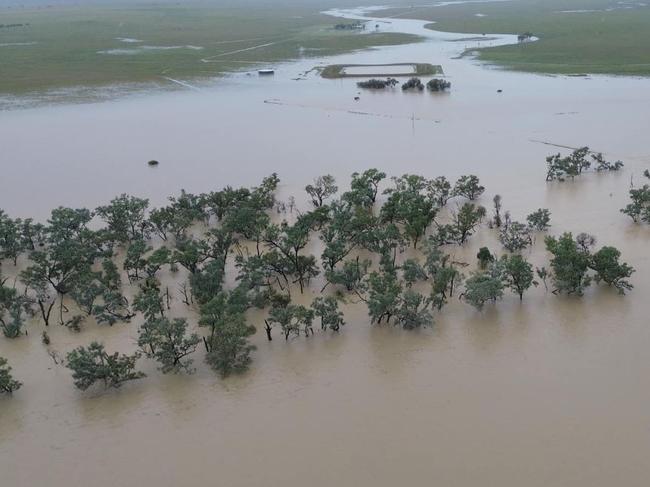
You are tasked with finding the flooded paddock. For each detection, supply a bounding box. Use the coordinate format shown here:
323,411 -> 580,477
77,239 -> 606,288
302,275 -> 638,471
342,63 -> 417,75
1,5 -> 650,487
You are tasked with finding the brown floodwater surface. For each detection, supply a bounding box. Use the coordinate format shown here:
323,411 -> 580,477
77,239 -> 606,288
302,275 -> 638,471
1,6 -> 650,487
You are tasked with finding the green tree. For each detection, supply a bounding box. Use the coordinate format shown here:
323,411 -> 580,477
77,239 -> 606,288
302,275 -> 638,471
66,342 -> 145,390
501,254 -> 537,300
0,276 -> 31,338
526,209 -> 551,231
95,194 -> 150,243
401,258 -> 428,287
365,270 -> 402,324
450,203 -> 486,244
427,176 -> 452,207
590,246 -> 635,294
381,174 -> 437,248
544,233 -> 592,295
204,312 -> 256,377
265,303 -> 315,340
476,247 -> 495,269
311,296 -> 345,332
133,280 -> 166,321
344,168 -> 386,208
462,270 -> 504,310
325,257 -> 371,293
0,357 -> 22,394
305,174 -> 338,207
138,317 -> 200,374
621,171 -> 650,223
499,221 -> 532,252
0,210 -> 23,264
453,175 -> 485,200
395,290 -> 432,329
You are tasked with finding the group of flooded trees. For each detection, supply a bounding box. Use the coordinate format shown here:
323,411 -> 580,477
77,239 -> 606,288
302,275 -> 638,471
545,146 -> 624,181
0,168 -> 637,394
357,77 -> 451,92
546,146 -> 650,224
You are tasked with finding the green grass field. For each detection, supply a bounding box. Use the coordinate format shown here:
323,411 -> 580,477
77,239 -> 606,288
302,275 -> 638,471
379,0 -> 650,76
0,2 -> 420,96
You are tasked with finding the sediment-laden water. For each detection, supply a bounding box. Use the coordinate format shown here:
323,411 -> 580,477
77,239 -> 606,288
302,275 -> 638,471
1,6 -> 650,487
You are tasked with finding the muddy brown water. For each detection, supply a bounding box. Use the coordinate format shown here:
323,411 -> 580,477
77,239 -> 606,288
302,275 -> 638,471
2,6 -> 650,487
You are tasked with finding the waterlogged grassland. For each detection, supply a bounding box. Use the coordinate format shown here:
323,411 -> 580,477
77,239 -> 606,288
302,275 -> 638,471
379,0 -> 650,76
0,4 -> 421,96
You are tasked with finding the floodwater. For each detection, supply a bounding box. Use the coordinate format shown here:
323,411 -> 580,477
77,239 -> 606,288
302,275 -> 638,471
342,64 -> 417,75
2,5 -> 650,487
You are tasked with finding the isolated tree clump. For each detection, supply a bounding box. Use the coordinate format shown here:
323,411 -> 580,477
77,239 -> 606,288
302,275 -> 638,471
0,356 -> 22,394
305,175 -> 338,207
621,170 -> 650,223
526,209 -> 551,231
453,175 -> 485,200
66,342 -> 145,390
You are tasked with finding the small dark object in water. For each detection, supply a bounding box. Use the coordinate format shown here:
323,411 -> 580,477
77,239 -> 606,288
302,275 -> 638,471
497,89 -> 503,93
148,160 -> 159,166
354,96 -> 360,101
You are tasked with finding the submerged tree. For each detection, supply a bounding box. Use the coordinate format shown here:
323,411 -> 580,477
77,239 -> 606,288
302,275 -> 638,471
311,296 -> 345,332
395,290 -> 432,329
344,168 -> 386,208
0,275 -> 31,338
545,147 -> 591,181
0,356 -> 22,394
66,342 -> 145,390
138,317 -> 200,374
621,170 -> 650,223
205,312 -> 256,377
499,221 -> 532,252
305,175 -> 338,207
265,303 -> 314,341
453,175 -> 485,200
462,268 -> 504,310
590,246 -> 635,294
449,202 -> 486,244
476,247 -> 495,269
95,194 -> 150,243
526,209 -> 551,231
365,270 -> 402,324
500,254 -> 537,300
544,233 -> 592,295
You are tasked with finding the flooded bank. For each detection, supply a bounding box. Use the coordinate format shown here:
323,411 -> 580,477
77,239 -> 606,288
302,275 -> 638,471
2,5 -> 650,487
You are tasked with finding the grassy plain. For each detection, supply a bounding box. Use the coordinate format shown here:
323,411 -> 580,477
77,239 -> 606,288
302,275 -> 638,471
378,0 -> 650,76
0,3 -> 420,95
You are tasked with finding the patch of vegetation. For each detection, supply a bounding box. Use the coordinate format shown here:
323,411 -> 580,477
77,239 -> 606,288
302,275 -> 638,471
380,0 -> 650,76
546,147 -> 623,181
357,78 -> 399,89
401,77 -> 424,91
427,78 -> 451,91
0,168 -> 636,392
0,3 -> 421,99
